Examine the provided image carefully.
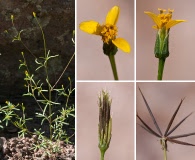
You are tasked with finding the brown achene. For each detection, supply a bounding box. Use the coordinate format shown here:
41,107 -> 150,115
137,87 -> 195,159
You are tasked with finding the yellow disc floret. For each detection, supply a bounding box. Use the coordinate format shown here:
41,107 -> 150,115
79,6 -> 131,53
145,8 -> 186,36
157,8 -> 174,29
100,24 -> 118,44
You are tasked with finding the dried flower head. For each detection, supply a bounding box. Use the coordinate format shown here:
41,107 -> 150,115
98,90 -> 112,159
137,88 -> 195,159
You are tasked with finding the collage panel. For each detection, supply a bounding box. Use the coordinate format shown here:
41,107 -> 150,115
137,82 -> 195,160
0,1 -> 75,159
77,82 -> 134,159
136,0 -> 195,80
77,0 -> 134,80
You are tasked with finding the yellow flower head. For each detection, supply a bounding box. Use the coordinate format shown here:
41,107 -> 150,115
145,8 -> 186,30
144,9 -> 186,59
33,12 -> 36,18
25,70 -> 29,76
79,6 -> 131,53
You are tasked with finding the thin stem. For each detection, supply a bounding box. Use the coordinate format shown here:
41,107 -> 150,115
100,151 -> 105,160
108,54 -> 118,80
51,52 -> 75,91
21,40 -> 37,59
34,16 -> 47,57
34,14 -> 52,139
49,89 -> 52,140
161,139 -> 167,160
157,58 -> 166,80
163,147 -> 167,160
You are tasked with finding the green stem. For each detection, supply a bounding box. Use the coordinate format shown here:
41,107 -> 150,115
163,147 -> 167,160
34,14 -> 53,139
49,89 -> 52,140
108,54 -> 118,80
157,58 -> 166,80
100,151 -> 105,160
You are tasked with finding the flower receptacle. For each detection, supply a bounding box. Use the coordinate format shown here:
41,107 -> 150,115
103,42 -> 118,56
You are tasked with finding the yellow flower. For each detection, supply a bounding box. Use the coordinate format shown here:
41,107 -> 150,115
145,9 -> 186,59
33,12 -> 36,18
145,8 -> 186,30
25,70 -> 29,76
79,6 -> 131,53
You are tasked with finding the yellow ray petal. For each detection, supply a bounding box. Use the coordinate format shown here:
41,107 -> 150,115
144,11 -> 161,28
166,20 -> 186,30
106,6 -> 120,25
79,21 -> 101,35
112,38 -> 131,53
